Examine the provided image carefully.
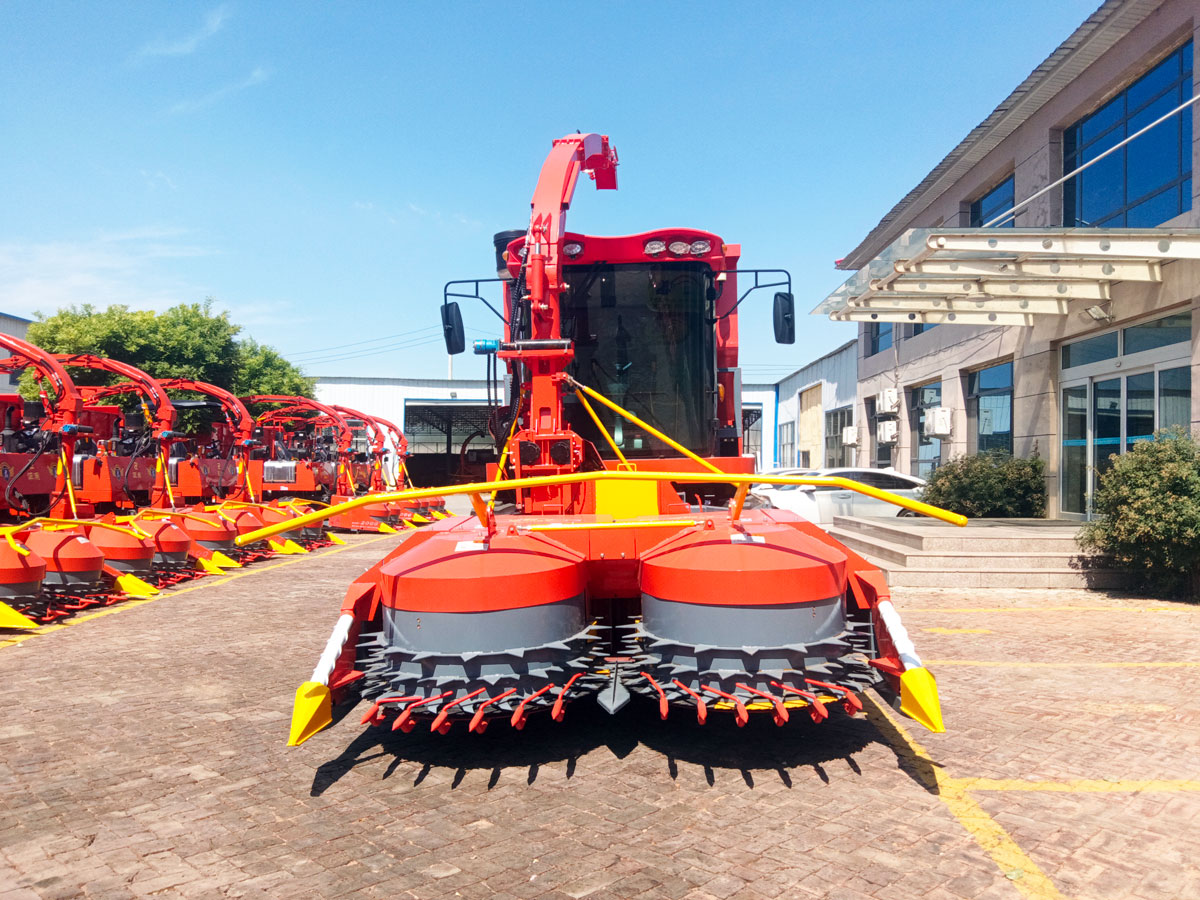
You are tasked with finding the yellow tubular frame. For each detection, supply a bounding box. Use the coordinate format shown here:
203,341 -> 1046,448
574,389 -> 629,467
567,379 -> 723,475
234,470 -> 967,546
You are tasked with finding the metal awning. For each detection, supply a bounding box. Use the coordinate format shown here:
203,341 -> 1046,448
814,228 -> 1200,326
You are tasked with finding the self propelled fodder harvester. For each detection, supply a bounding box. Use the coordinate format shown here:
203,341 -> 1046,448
242,133 -> 964,747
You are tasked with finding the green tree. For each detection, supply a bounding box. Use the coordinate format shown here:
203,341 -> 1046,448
232,337 -> 313,397
20,300 -> 310,398
1080,427 -> 1200,599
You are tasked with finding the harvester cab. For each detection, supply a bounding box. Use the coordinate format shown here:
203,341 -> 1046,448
0,335 -> 89,520
243,132 -> 959,748
157,379 -> 259,504
329,404 -> 446,523
242,396 -> 399,532
54,354 -> 185,510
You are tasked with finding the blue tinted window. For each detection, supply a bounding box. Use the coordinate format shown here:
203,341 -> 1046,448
1123,312 -> 1191,355
970,361 -> 1013,393
868,321 -> 893,355
1061,331 -> 1119,369
1064,41 -> 1192,227
970,176 -> 1015,227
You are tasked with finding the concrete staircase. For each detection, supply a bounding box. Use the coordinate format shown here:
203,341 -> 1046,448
828,516 -> 1130,589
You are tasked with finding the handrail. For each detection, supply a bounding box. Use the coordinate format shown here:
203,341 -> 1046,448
234,470 -> 967,546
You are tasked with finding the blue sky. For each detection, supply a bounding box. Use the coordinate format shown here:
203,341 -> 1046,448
0,1 -> 1100,382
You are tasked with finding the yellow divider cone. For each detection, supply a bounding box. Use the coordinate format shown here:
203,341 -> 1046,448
196,557 -> 224,575
377,522 -> 399,534
209,551 -> 241,568
899,667 -> 945,733
115,573 -> 159,598
411,514 -> 431,524
268,539 -> 307,555
325,532 -> 346,545
402,520 -> 418,530
0,601 -> 37,629
430,510 -> 446,520
288,681 -> 332,746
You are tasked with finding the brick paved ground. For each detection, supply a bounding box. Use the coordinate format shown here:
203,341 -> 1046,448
1,534 -> 1198,899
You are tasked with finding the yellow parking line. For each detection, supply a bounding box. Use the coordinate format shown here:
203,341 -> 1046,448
865,695 -> 1065,900
927,660 -> 1200,668
958,778 -> 1200,793
0,534 -> 396,651
904,606 -> 1183,614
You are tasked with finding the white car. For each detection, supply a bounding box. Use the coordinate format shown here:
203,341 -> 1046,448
750,467 -> 926,526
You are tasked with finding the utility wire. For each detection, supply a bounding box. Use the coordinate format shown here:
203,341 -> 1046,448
295,334 -> 445,368
287,324 -> 442,359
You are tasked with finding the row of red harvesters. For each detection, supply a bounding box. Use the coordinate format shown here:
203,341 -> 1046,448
0,333 -> 445,629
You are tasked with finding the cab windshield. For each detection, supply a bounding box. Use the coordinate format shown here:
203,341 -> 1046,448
561,261 -> 714,458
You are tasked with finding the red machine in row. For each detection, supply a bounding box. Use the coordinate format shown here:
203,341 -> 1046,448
0,342 -> 434,628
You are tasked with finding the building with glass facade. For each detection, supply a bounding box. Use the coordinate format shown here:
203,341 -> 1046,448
820,0 -> 1199,518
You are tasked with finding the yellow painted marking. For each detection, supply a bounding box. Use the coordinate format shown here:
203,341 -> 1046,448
927,660 -> 1200,668
923,627 -> 994,634
904,606 -> 1183,614
865,695 -> 1066,900
957,778 -> 1200,793
0,534 -> 395,651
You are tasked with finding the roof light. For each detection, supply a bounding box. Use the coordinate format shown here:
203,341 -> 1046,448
668,241 -> 690,255
644,239 -> 666,255
689,240 -> 711,255
563,242 -> 584,257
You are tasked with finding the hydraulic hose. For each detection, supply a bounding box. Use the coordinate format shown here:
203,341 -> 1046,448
5,432 -> 65,517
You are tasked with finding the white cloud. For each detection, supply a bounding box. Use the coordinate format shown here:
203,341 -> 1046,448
136,6 -> 230,59
0,231 -> 215,319
168,66 -> 272,115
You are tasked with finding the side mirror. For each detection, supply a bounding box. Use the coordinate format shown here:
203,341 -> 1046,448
441,302 -> 465,355
773,292 -> 795,344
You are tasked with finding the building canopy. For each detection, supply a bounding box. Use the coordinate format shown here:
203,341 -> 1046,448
814,227 -> 1200,327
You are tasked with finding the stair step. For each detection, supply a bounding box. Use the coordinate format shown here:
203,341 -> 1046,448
880,566 -> 1132,589
828,528 -> 1112,571
827,517 -> 1130,590
831,515 -> 1086,553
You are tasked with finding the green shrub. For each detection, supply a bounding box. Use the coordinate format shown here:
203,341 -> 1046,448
920,450 -> 1046,518
1079,427 -> 1200,599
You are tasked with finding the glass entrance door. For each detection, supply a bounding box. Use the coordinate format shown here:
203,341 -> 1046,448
1060,366 -> 1192,517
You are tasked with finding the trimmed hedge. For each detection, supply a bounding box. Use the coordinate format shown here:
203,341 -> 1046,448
1079,427 -> 1200,599
920,450 -> 1046,518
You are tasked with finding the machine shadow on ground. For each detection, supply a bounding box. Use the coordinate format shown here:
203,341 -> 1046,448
310,697 -> 935,795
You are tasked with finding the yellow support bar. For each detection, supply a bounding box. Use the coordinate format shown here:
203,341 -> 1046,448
524,519 -> 696,533
57,447 -> 78,518
234,470 -> 966,546
157,449 -> 176,508
567,377 -> 724,475
488,387 -> 527,511
730,482 -> 749,520
574,389 -> 628,466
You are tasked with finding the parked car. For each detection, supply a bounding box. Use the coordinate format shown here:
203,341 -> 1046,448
751,467 -> 926,526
